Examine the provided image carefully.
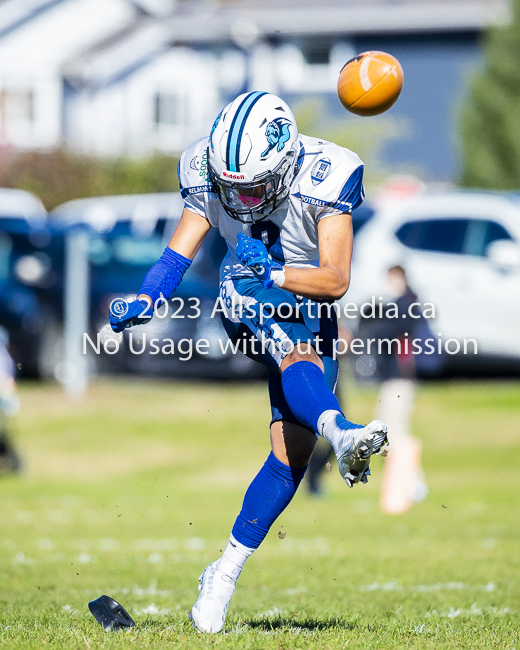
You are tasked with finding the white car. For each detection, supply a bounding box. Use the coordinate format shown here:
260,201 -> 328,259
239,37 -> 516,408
0,187 -> 46,221
347,190 -> 520,366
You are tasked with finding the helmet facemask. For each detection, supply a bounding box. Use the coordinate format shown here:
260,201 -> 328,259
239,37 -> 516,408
208,146 -> 298,224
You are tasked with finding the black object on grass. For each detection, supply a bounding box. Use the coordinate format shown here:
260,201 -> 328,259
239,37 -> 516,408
88,595 -> 135,632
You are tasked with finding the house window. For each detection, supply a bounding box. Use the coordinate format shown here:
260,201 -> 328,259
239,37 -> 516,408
0,89 -> 34,130
154,92 -> 180,127
301,42 -> 331,66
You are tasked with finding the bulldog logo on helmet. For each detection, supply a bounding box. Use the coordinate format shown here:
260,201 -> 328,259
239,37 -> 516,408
261,118 -> 292,159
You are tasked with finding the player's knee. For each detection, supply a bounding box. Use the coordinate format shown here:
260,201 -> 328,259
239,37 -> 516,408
281,343 -> 324,372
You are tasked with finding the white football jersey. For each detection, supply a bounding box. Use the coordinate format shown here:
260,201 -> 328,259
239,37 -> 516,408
179,134 -> 365,282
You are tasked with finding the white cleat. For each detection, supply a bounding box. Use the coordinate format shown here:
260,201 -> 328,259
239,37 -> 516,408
190,561 -> 236,633
336,419 -> 388,487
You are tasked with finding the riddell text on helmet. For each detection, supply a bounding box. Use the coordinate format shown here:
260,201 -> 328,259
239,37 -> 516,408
222,171 -> 246,180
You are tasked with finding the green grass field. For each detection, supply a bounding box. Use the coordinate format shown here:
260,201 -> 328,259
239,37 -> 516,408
0,377 -> 519,648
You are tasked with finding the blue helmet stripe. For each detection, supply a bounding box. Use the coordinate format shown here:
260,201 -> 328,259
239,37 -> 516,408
226,91 -> 267,172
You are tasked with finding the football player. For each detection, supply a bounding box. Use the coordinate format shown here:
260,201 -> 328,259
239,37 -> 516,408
110,92 -> 388,633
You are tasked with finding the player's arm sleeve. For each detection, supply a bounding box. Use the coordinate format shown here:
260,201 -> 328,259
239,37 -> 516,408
315,164 -> 365,221
177,140 -> 218,224
178,161 -> 206,218
138,247 -> 191,306
334,164 -> 365,212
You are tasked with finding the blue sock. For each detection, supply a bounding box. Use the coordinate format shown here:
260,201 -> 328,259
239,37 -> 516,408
281,360 -> 361,433
232,452 -> 307,549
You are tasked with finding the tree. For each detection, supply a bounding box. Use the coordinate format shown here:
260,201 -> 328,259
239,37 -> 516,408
0,150 -> 179,211
460,0 -> 520,189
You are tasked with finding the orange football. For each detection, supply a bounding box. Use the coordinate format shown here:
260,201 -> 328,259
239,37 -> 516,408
337,51 -> 404,116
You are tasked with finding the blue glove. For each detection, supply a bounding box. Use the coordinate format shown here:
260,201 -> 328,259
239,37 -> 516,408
236,233 -> 284,289
109,298 -> 153,333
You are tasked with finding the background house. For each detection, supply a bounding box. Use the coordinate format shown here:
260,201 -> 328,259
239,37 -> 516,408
0,0 -> 135,150
0,0 -> 510,182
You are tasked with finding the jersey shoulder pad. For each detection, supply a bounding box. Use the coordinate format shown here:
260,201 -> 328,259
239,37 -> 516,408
178,137 -> 214,200
295,135 -> 364,214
